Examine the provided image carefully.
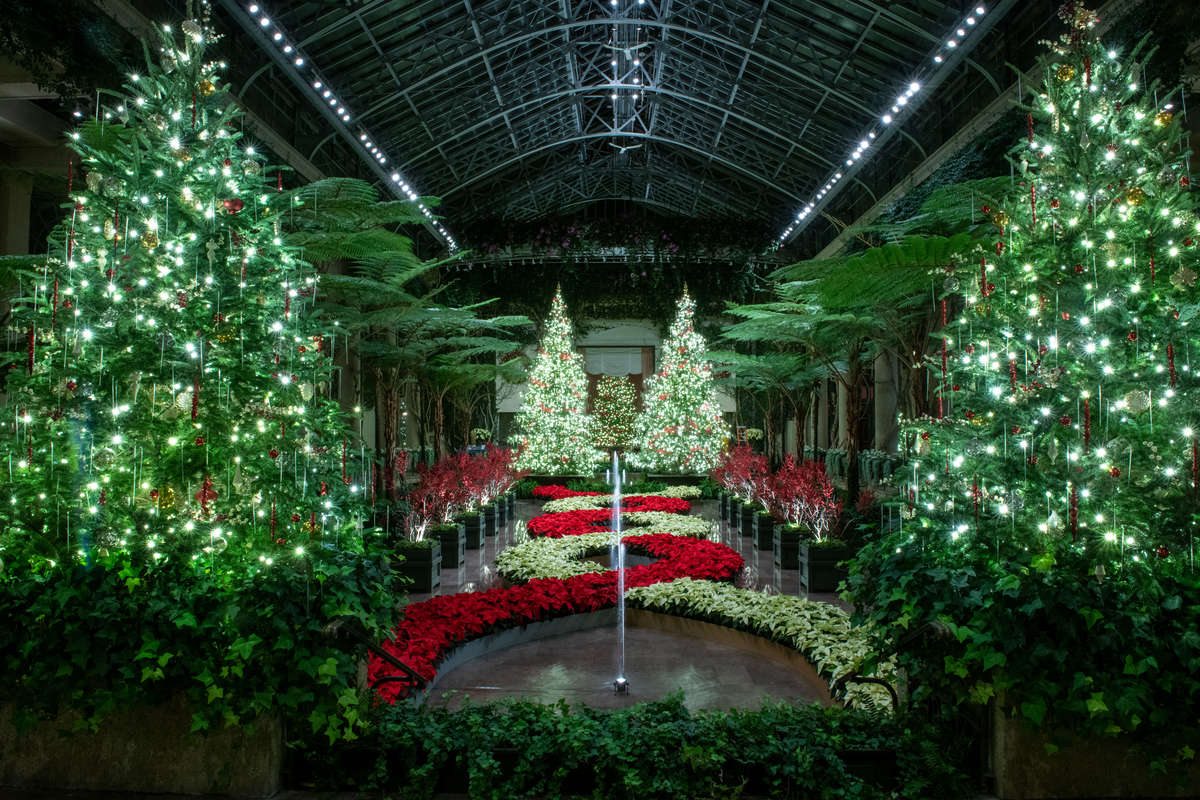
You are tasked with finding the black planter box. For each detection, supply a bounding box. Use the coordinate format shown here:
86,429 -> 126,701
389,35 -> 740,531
494,498 -> 506,526
729,499 -> 742,531
799,542 -> 854,593
506,492 -> 515,515
774,526 -> 803,570
739,504 -> 757,537
719,492 -> 729,521
395,542 -> 442,593
459,512 -> 485,549
483,505 -> 498,536
432,524 -> 466,569
752,513 -> 776,551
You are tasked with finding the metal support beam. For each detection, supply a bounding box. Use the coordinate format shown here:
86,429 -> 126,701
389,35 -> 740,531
813,0 -> 1147,258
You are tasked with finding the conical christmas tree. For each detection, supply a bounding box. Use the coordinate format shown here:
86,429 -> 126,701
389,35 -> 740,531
630,290 -> 727,473
511,288 -> 600,475
910,3 -> 1200,563
0,18 -> 367,570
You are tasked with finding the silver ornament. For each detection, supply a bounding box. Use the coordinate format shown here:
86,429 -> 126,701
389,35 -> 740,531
181,19 -> 203,39
1123,390 -> 1150,414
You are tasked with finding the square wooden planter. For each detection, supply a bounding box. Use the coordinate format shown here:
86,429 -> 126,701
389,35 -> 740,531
739,504 -> 757,537
773,525 -> 803,569
751,513 -> 776,551
459,512 -> 485,549
432,524 -> 466,569
799,542 -> 854,593
396,542 -> 442,593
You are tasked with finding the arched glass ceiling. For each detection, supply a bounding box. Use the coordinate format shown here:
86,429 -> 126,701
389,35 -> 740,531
221,0 -> 1034,251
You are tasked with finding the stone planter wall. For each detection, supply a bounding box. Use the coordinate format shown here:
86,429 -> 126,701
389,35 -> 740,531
0,696 -> 281,797
990,704 -> 1200,799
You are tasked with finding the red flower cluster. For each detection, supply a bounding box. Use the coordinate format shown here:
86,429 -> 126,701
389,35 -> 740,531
368,533 -> 743,701
526,497 -> 691,538
710,445 -> 769,505
532,484 -> 602,501
408,447 -> 526,535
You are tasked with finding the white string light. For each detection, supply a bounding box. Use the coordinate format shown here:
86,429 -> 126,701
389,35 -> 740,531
776,5 -> 989,247
238,2 -> 457,250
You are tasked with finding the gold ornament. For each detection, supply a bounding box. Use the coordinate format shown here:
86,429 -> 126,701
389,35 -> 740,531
1125,187 -> 1146,206
172,147 -> 192,163
180,19 -> 203,39
242,159 -> 262,176
1124,390 -> 1151,414
85,171 -> 104,193
214,328 -> 237,344
155,486 -> 178,511
1170,267 -> 1198,289
198,78 -> 216,97
991,210 -> 1010,229
103,218 -> 117,240
1055,63 -> 1077,82
141,230 -> 159,250
1154,110 -> 1174,127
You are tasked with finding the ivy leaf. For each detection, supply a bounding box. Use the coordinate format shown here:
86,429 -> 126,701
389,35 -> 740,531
1086,693 -> 1109,716
1021,698 -> 1047,726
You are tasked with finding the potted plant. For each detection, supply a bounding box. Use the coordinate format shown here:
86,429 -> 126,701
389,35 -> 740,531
769,457 -> 843,583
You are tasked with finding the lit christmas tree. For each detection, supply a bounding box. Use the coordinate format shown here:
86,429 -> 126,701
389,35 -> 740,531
630,290 -> 727,473
910,3 -> 1200,563
511,288 -> 600,475
591,374 -> 638,451
0,18 -> 367,569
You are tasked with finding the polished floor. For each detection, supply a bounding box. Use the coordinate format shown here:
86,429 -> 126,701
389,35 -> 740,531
413,497 -> 849,709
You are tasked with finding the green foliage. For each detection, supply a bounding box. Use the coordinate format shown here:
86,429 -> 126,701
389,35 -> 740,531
0,541 -> 398,743
294,695 -> 969,799
847,529 -> 1200,760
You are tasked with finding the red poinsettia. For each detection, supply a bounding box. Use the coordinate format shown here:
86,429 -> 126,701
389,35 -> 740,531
526,497 -> 691,537
531,484 -> 603,501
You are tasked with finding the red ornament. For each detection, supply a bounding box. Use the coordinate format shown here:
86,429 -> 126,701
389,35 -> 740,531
952,384 -> 961,392
65,380 -> 77,392
965,410 -> 976,421
995,241 -> 1006,256
1050,197 -> 1061,209
982,204 -> 992,215
1011,426 -> 1022,435
194,436 -> 206,446
291,513 -> 301,523
319,481 -> 328,496
195,475 -> 218,517
1059,415 -> 1071,426
1061,312 -> 1071,321
1073,263 -> 1085,274
149,489 -> 159,501
1181,176 -> 1191,188
1156,545 -> 1170,558
269,448 -> 280,459
222,198 -> 245,214
965,344 -> 975,354
1127,330 -> 1138,342
1109,466 -> 1122,478
223,158 -> 232,167
920,431 -> 931,441
177,291 -> 188,308
98,489 -> 107,506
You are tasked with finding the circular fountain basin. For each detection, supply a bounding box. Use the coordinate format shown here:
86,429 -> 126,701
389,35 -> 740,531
421,609 -> 834,711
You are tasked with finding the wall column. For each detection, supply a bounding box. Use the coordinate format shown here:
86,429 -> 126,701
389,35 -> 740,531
836,379 -> 850,449
0,172 -> 33,254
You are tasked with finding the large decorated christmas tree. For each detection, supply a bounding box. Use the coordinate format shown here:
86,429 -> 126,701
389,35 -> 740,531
910,3 -> 1200,563
0,18 -> 367,570
630,290 -> 727,473
511,288 -> 599,474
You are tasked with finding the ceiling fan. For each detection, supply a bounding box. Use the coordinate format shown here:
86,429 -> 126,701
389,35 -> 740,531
609,142 -> 643,154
